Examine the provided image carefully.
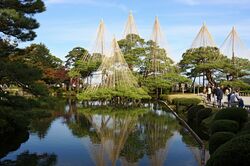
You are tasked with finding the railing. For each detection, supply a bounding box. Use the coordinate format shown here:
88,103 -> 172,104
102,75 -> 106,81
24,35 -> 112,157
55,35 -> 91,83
159,100 -> 206,166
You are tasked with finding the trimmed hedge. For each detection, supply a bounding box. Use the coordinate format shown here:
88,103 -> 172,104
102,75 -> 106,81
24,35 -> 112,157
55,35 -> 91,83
197,108 -> 212,123
206,134 -> 250,166
209,132 -> 235,154
172,98 -> 201,106
210,120 -> 239,134
214,107 -> 248,128
238,122 -> 250,136
187,105 -> 205,122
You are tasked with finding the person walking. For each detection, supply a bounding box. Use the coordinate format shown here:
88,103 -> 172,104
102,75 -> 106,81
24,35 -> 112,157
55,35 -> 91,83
207,85 -> 212,103
215,86 -> 223,108
229,91 -> 236,107
235,90 -> 244,108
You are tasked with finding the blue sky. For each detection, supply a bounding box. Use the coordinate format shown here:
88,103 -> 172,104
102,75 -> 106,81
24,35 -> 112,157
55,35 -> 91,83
20,0 -> 250,62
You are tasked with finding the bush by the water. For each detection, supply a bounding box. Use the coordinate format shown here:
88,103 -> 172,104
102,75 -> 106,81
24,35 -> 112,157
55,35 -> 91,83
187,105 -> 205,122
210,120 -> 239,134
206,134 -> 250,166
214,107 -> 248,128
208,132 -> 235,154
172,98 -> 201,106
196,108 -> 212,123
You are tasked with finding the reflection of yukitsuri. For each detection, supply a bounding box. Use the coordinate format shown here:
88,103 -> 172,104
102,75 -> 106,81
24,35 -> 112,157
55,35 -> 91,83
142,112 -> 177,166
83,112 -> 138,166
120,157 -> 138,166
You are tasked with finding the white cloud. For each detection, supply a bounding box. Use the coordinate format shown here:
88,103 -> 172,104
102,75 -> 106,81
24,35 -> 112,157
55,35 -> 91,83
44,0 -> 128,12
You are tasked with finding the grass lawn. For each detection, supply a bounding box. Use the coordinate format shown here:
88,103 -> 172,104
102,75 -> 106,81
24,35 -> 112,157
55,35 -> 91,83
166,93 -> 203,103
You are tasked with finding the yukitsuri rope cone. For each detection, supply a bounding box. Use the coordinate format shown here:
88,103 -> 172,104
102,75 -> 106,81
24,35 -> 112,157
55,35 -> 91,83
149,16 -> 170,75
78,37 -> 150,104
220,26 -> 250,63
191,23 -> 216,48
83,20 -> 106,85
123,11 -> 139,38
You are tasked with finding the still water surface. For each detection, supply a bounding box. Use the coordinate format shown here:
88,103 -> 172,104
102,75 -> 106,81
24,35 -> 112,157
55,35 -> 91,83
1,103 -> 203,166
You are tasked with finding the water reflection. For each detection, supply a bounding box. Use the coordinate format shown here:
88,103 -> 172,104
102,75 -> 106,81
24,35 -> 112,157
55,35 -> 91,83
1,102 -> 205,166
0,131 -> 29,159
0,151 -> 57,166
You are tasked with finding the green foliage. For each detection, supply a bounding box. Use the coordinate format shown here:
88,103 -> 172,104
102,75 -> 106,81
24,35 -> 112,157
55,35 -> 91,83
206,134 -> 250,166
223,57 -> 250,80
238,122 -> 250,136
65,47 -> 90,69
187,105 -> 205,122
0,0 -> 45,42
118,34 -> 146,70
208,132 -> 235,154
29,82 -> 49,96
179,47 -> 231,85
77,85 -> 151,102
220,80 -> 250,90
196,108 -> 212,123
172,98 -> 201,106
210,120 -> 239,134
214,107 -> 248,128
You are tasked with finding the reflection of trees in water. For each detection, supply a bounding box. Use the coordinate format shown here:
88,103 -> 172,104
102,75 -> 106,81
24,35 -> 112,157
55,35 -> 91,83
180,129 -> 210,166
66,106 -> 183,166
0,131 -> 29,159
83,110 -> 139,166
0,151 -> 57,166
67,114 -> 92,138
141,111 -> 178,166
120,129 -> 144,164
29,117 -> 55,139
29,99 -> 72,140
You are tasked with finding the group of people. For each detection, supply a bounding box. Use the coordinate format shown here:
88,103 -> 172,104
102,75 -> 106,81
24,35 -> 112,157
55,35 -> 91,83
204,85 -> 244,108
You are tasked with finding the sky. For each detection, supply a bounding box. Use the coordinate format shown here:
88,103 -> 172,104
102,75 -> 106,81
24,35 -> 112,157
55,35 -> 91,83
20,0 -> 250,62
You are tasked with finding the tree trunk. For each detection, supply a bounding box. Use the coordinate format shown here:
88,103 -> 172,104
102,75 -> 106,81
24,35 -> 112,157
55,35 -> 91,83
205,70 -> 216,86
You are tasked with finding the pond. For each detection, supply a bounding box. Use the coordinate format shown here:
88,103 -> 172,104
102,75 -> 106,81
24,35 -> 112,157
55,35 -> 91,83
0,101 -> 206,166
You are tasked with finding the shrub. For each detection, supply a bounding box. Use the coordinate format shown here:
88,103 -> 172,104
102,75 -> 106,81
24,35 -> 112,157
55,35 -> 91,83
172,98 -> 201,106
214,107 -> 248,128
0,108 -> 29,135
197,108 -> 212,123
210,120 -> 239,134
187,105 -> 205,122
206,134 -> 250,166
238,122 -> 250,136
209,132 -> 235,154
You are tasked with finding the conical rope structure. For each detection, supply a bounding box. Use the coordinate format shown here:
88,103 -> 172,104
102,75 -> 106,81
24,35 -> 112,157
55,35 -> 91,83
77,37 -> 150,102
83,20 -> 106,86
151,16 -> 165,48
150,16 -> 169,75
123,11 -> 139,38
92,19 -> 106,58
191,23 -> 216,48
102,37 -> 139,88
220,26 -> 250,64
